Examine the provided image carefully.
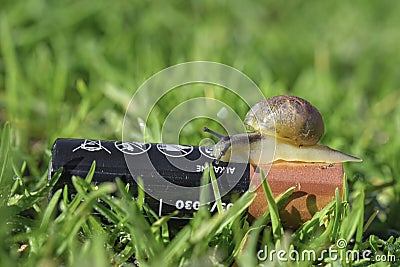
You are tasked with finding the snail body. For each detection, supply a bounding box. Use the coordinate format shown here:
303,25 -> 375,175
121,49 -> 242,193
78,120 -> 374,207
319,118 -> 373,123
212,132 -> 362,165
205,95 -> 362,165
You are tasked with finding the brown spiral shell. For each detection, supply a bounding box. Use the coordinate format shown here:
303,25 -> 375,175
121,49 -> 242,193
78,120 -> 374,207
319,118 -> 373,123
244,95 -> 324,146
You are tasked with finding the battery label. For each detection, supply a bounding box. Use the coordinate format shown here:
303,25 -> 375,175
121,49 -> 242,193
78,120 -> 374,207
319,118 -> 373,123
50,138 -> 250,219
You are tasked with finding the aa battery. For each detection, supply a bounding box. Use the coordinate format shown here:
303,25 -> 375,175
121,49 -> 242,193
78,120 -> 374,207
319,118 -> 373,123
49,138 -> 250,219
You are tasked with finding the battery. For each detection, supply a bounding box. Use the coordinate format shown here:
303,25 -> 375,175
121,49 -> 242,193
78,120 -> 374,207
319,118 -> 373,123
49,138 -> 251,219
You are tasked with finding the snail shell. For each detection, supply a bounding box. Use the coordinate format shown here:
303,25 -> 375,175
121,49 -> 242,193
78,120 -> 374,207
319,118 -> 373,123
244,95 -> 324,146
205,95 -> 362,165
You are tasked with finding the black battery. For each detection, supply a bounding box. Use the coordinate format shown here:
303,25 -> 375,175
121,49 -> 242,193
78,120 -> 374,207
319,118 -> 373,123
49,138 -> 250,219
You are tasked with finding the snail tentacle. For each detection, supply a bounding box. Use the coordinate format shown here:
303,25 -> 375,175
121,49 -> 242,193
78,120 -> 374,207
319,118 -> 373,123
203,127 -> 231,162
203,127 -> 225,139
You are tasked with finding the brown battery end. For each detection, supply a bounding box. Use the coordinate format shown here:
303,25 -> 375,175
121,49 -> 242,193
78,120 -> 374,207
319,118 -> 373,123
248,162 -> 343,228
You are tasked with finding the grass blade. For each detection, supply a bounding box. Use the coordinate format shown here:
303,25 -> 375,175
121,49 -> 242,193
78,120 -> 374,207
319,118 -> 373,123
260,168 -> 283,242
339,190 -> 365,246
0,122 -> 11,188
39,189 -> 62,231
210,163 -> 223,214
331,187 -> 341,242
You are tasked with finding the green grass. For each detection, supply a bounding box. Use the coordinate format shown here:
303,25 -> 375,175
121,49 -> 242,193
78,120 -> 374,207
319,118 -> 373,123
1,0 -> 400,266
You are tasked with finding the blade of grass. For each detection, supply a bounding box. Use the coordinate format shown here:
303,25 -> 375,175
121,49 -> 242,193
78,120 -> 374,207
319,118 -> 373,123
155,226 -> 192,265
260,168 -> 283,242
46,167 -> 63,191
137,177 -> 145,211
342,174 -> 349,203
339,189 -> 365,247
210,163 -> 223,214
56,178 -> 116,255
293,200 -> 336,244
0,14 -> 22,122
0,122 -> 11,188
192,162 -> 212,228
114,178 -> 162,263
331,187 -> 341,242
66,161 -> 96,213
363,210 -> 379,233
354,190 -> 365,250
39,189 -> 62,232
236,186 -> 295,266
191,191 -> 256,242
87,215 -> 107,236
74,234 -> 110,267
199,162 -> 211,207
93,197 -> 121,224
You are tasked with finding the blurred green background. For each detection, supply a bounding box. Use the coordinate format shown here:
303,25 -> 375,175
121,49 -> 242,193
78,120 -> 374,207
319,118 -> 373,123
1,0 -> 399,235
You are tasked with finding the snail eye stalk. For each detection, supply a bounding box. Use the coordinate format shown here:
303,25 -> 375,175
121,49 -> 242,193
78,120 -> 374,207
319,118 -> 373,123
203,127 -> 232,163
203,127 -> 225,139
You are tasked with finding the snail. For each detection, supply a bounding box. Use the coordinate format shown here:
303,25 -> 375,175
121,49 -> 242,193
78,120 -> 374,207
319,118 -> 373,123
204,95 -> 362,165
